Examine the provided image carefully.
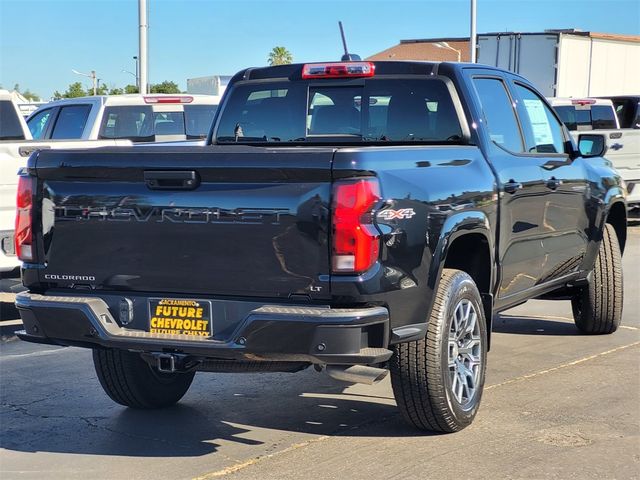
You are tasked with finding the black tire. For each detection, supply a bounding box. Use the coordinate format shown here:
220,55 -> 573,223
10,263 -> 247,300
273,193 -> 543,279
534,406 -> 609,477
390,269 -> 488,433
92,349 -> 195,409
571,223 -> 623,334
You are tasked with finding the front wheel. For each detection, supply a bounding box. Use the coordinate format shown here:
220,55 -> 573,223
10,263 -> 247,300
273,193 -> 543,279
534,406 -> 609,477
390,269 -> 488,432
571,223 -> 623,334
93,349 -> 195,409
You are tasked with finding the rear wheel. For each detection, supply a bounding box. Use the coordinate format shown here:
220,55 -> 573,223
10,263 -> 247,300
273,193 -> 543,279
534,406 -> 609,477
390,269 -> 488,432
571,223 -> 623,334
93,349 -> 195,409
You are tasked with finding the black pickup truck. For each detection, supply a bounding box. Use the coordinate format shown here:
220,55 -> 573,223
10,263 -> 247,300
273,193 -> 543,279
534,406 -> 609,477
15,61 -> 627,433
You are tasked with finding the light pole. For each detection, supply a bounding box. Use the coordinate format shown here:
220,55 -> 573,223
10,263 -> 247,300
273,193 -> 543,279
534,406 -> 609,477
470,0 -> 477,63
72,69 -> 97,95
138,0 -> 148,94
435,42 -> 462,62
133,56 -> 139,90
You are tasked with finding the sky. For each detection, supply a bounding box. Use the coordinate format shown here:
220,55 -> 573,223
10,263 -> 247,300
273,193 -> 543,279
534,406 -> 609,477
1,0 -> 639,99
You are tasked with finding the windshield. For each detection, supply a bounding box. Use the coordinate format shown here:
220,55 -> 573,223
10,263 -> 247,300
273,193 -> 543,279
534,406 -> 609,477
215,78 -> 462,144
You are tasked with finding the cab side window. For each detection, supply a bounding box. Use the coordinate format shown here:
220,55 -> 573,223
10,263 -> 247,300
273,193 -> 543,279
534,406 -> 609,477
514,84 -> 565,154
472,78 -> 524,153
51,105 -> 91,139
27,108 -> 54,139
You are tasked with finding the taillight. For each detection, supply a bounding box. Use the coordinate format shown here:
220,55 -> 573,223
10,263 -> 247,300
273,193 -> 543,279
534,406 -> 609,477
332,178 -> 381,274
302,62 -> 375,79
15,176 -> 34,262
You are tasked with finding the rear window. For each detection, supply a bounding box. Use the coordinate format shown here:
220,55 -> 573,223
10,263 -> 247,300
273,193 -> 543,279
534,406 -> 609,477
215,78 -> 462,144
154,112 -> 184,135
99,106 -> 155,142
553,105 -> 617,131
100,104 -> 218,141
0,100 -> 26,140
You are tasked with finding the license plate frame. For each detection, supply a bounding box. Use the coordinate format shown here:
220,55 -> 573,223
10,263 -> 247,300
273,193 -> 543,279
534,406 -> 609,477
148,298 -> 213,337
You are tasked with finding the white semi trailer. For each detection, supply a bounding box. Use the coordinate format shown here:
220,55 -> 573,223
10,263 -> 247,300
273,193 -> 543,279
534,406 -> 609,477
477,29 -> 640,97
186,75 -> 231,100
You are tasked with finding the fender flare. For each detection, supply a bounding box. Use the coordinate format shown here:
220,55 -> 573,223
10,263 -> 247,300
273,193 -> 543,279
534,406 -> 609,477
602,187 -> 627,250
426,211 -> 495,345
603,187 -> 626,213
579,186 -> 626,277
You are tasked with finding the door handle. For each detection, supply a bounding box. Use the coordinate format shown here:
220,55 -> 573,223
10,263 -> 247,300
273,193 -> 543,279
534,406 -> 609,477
503,180 -> 523,194
546,177 -> 563,190
610,143 -> 623,151
144,170 -> 199,190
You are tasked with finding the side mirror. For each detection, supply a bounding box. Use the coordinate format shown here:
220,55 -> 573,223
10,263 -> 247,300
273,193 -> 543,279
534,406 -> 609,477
578,134 -> 607,158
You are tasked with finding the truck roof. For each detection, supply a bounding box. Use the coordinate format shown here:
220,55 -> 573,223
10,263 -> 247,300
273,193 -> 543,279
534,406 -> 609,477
38,93 -> 220,108
0,89 -> 13,101
229,60 -> 522,83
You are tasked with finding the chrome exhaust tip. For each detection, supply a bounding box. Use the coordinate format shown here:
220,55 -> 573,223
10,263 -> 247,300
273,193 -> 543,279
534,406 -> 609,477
325,365 -> 389,385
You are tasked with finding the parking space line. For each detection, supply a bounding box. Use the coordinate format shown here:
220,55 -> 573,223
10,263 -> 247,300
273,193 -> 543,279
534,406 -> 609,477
620,325 -> 639,331
501,314 -> 638,330
500,314 -> 573,322
486,341 -> 640,391
0,347 -> 67,361
192,341 -> 640,479
192,435 -> 331,479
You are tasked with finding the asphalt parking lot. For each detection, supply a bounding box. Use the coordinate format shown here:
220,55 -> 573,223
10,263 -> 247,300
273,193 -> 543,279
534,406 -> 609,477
1,227 -> 638,480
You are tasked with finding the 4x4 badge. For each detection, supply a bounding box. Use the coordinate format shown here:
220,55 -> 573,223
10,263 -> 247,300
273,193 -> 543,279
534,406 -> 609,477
377,208 -> 416,220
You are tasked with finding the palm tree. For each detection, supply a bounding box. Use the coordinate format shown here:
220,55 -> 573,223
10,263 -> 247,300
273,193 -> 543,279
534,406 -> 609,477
268,46 -> 293,66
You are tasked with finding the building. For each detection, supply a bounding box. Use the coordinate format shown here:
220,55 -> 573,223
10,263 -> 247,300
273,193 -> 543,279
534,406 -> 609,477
367,38 -> 471,62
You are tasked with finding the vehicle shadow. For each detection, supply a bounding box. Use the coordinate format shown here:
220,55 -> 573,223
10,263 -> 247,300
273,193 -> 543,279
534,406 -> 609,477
0,359 -> 427,459
493,314 -> 581,336
1,313 -> 584,459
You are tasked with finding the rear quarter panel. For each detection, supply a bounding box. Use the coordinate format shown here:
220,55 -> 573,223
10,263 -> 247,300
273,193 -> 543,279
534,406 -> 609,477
331,145 -> 496,331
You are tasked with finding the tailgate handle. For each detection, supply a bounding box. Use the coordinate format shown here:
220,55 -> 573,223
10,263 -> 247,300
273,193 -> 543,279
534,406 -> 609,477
144,170 -> 199,190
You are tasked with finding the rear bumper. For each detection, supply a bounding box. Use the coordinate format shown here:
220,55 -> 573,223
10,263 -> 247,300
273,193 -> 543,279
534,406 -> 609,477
15,292 -> 392,365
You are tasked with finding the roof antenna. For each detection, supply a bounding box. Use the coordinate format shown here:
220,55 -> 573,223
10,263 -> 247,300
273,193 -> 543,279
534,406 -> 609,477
339,21 -> 361,61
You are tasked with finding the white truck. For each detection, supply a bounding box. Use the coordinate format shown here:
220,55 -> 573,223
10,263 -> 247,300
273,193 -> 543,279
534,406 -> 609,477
549,97 -> 640,214
27,94 -> 219,143
0,90 -> 131,276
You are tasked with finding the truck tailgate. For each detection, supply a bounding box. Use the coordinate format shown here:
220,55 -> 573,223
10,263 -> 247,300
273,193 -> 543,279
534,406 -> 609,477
33,146 -> 334,299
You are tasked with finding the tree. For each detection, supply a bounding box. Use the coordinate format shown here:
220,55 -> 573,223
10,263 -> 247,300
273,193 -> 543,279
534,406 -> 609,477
109,87 -> 124,95
268,46 -> 293,66
93,83 -> 109,96
21,89 -> 40,101
150,80 -> 180,94
62,82 -> 87,98
124,84 -> 139,94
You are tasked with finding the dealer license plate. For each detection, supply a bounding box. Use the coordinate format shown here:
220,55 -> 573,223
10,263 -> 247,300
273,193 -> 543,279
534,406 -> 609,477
148,298 -> 212,337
